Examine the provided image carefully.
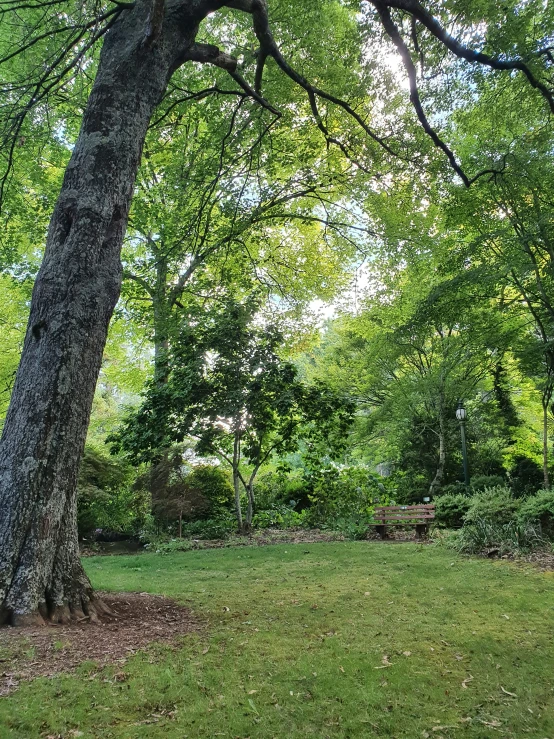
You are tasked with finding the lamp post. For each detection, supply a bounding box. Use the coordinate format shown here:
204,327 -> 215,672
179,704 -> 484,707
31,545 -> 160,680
456,402 -> 470,487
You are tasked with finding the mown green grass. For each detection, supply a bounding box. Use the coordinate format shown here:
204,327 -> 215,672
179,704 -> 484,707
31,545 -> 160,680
1,542 -> 553,738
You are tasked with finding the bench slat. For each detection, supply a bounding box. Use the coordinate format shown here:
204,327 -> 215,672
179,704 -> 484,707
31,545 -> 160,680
373,511 -> 435,515
374,506 -> 435,511
373,521 -> 434,525
373,504 -> 435,527
374,512 -> 436,517
374,513 -> 435,521
373,504 -> 434,537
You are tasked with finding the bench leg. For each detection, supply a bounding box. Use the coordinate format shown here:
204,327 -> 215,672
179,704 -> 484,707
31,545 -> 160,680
415,524 -> 428,540
376,525 -> 388,539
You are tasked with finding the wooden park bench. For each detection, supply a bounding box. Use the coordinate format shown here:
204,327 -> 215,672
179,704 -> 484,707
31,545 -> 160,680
373,504 -> 435,539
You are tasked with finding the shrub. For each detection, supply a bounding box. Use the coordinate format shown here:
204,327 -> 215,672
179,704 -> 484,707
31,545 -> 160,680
449,519 -> 546,556
438,482 -> 468,497
470,475 -> 506,491
253,471 -> 310,511
147,538 -> 195,554
329,513 -> 373,540
252,505 -> 306,529
390,471 -> 429,504
434,494 -> 471,528
435,476 -> 505,500
186,465 -> 234,513
464,486 -> 520,526
77,447 -> 146,538
509,455 -> 544,497
304,466 -> 387,527
137,450 -> 234,532
181,513 -> 236,540
518,490 -> 554,537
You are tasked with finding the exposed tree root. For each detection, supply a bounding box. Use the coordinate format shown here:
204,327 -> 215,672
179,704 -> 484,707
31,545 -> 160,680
7,596 -> 115,628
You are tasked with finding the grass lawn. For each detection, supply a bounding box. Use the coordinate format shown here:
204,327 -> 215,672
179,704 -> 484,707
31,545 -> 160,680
0,542 -> 553,738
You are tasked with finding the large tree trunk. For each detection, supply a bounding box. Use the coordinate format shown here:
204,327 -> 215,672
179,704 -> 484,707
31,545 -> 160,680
0,0 -> 206,626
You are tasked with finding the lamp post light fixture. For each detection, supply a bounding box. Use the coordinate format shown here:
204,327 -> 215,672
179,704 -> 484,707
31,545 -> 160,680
456,402 -> 470,487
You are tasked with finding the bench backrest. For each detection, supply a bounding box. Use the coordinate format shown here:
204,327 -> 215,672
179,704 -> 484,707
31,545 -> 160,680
373,504 -> 435,523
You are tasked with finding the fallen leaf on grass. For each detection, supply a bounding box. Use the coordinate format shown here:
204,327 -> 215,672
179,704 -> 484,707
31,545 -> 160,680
501,687 -> 517,697
247,689 -> 257,695
461,674 -> 474,689
202,647 -> 210,655
402,651 -> 412,657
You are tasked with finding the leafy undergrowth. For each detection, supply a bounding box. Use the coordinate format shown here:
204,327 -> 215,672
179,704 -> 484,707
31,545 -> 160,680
1,543 -> 553,738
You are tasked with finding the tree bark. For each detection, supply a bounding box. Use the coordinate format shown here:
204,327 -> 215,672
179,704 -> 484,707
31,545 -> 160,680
243,465 -> 260,532
244,483 -> 254,532
428,413 -> 446,497
233,469 -> 244,532
153,254 -> 172,385
542,392 -> 551,489
0,0 -> 209,625
232,429 -> 244,531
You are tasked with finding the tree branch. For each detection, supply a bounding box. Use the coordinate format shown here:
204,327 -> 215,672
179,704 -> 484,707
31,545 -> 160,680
149,86 -> 247,128
185,42 -> 238,71
227,70 -> 280,115
382,0 -> 554,114
223,0 -> 403,164
184,42 -> 280,114
122,270 -> 155,297
254,48 -> 267,93
372,1 -> 470,185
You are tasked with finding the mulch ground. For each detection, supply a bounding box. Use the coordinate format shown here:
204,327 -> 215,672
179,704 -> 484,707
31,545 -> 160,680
82,527 -> 427,557
510,550 -> 554,572
0,592 -> 200,696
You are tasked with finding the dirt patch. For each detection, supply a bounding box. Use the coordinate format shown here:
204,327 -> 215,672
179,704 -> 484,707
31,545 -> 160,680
506,550 -> 554,572
240,528 -> 348,546
250,528 -> 427,544
0,592 -> 199,696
